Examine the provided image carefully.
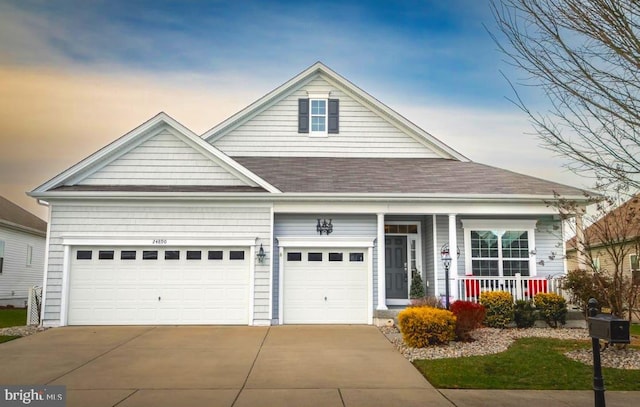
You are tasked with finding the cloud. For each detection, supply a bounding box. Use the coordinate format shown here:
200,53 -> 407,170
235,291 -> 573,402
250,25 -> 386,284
0,65 -> 269,218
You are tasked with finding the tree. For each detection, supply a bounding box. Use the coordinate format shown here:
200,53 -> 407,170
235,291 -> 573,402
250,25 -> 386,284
490,0 -> 640,190
410,271 -> 425,299
559,190 -> 640,321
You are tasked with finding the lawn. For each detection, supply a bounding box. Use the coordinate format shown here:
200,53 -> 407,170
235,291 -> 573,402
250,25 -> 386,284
0,336 -> 20,344
414,337 -> 640,391
0,308 -> 27,328
631,324 -> 640,337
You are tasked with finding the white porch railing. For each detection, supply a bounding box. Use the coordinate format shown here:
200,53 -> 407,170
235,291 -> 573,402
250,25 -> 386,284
456,274 -> 564,303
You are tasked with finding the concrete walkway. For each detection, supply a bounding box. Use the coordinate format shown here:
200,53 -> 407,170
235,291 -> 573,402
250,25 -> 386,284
1,325 -> 638,407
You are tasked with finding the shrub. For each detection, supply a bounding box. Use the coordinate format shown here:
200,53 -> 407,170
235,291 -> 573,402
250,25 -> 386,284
409,296 -> 443,309
561,269 -> 608,314
479,291 -> 514,328
397,306 -> 456,347
534,293 -> 567,328
450,300 -> 486,341
410,272 -> 426,299
514,300 -> 537,328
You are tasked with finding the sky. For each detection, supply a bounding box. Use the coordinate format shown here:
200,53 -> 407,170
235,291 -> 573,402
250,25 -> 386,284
0,0 -> 588,221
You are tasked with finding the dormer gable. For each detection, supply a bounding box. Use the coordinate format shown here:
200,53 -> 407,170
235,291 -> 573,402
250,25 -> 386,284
203,62 -> 469,160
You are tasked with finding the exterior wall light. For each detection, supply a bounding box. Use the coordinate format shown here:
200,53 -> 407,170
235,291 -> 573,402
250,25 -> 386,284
257,244 -> 266,264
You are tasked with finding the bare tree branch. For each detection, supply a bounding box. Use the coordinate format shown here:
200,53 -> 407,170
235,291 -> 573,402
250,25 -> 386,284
490,0 -> 640,191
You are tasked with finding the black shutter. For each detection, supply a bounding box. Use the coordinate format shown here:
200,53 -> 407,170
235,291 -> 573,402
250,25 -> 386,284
328,98 -> 339,134
298,98 -> 309,133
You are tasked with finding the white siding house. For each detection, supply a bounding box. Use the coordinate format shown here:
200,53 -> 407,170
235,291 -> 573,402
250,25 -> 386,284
0,196 -> 47,307
30,62 -> 588,327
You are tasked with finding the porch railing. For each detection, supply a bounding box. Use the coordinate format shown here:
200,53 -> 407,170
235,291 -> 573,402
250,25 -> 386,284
456,274 -> 564,303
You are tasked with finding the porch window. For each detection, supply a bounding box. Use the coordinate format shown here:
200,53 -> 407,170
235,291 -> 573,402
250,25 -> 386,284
470,230 -> 530,277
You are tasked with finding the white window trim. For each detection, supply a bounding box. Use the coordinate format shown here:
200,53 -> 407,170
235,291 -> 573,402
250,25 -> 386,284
307,91 -> 330,138
461,219 -> 537,277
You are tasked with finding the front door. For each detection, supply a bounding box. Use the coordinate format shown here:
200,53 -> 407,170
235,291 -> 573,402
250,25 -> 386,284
385,236 -> 407,299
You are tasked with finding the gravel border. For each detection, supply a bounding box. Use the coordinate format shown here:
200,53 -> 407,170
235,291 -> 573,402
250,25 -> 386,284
380,326 -> 640,370
0,325 -> 48,337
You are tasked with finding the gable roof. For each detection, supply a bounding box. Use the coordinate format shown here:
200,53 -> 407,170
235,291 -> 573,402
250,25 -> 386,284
202,62 -> 468,161
234,157 -> 588,198
566,194 -> 640,250
0,196 -> 47,236
30,112 -> 281,195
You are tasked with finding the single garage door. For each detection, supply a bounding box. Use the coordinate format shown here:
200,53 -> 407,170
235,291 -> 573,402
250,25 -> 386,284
68,246 -> 250,325
283,248 -> 368,324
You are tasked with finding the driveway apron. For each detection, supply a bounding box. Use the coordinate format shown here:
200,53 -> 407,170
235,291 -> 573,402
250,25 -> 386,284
0,325 -> 450,407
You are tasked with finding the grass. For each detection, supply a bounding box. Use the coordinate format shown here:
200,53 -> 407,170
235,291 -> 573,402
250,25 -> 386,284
0,308 -> 27,328
0,336 -> 20,344
414,337 -> 640,390
631,324 -> 640,337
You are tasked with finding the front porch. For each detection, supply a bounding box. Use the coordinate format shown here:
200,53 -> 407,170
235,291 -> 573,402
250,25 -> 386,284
376,214 -> 567,311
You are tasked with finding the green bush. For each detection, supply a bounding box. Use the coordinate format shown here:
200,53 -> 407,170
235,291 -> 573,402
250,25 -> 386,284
534,293 -> 567,328
479,291 -> 514,328
398,306 -> 456,347
410,271 -> 425,299
514,300 -> 537,328
450,300 -> 486,341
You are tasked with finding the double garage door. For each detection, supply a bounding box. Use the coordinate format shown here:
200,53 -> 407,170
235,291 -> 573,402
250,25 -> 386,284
68,246 -> 250,325
283,248 -> 369,324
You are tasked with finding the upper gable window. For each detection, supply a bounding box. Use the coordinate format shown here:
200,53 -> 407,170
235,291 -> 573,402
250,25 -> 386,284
311,99 -> 327,133
299,97 -> 339,135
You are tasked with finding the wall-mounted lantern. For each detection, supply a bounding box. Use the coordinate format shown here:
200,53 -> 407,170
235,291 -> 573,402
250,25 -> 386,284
257,244 -> 266,264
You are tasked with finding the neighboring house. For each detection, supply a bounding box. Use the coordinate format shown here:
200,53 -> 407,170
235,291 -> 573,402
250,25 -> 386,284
0,196 -> 47,307
29,62 -> 589,327
566,194 -> 640,277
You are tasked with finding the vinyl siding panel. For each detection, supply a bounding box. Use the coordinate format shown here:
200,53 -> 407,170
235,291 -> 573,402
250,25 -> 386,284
534,217 -> 566,278
43,202 -> 271,326
81,129 -> 248,186
272,214 -> 377,323
214,76 -> 438,158
0,226 -> 45,306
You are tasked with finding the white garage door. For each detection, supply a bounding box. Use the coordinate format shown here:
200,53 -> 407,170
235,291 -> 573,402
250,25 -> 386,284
283,248 -> 368,324
68,247 -> 250,325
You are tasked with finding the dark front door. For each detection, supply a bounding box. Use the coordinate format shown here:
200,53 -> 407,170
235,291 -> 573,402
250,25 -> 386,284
385,236 -> 408,299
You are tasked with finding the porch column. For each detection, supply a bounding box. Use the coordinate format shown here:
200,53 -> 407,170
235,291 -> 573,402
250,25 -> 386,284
376,213 -> 388,310
575,212 -> 587,271
448,214 -> 458,301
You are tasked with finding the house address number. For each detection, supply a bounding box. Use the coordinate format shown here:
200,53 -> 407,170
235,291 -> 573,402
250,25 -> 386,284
152,239 -> 168,245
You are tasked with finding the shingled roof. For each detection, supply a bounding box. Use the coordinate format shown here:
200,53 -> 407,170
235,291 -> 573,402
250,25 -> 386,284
0,196 -> 46,236
235,157 -> 586,197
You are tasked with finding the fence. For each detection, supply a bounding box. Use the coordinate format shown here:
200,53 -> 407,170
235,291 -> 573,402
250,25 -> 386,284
456,273 -> 565,303
26,285 -> 42,326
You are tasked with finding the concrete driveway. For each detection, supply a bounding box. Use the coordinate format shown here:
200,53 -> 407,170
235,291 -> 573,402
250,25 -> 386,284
0,325 -> 451,407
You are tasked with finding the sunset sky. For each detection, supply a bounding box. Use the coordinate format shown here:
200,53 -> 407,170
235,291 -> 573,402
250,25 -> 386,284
0,0 -> 587,220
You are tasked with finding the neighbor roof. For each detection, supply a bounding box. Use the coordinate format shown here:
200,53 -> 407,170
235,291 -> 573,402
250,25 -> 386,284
566,194 -> 640,250
0,196 -> 47,236
234,157 -> 587,198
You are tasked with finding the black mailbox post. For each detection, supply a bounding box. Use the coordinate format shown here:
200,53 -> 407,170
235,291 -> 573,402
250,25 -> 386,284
587,298 -> 631,407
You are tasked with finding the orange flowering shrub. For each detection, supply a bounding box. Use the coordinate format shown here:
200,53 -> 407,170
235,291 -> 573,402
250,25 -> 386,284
479,291 -> 514,328
397,306 -> 456,347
